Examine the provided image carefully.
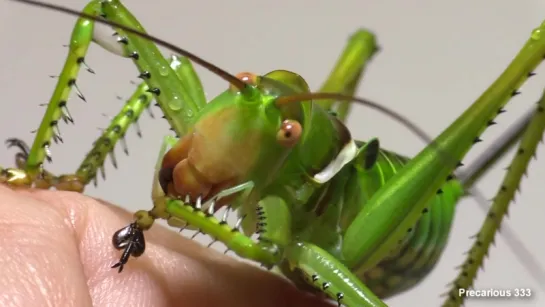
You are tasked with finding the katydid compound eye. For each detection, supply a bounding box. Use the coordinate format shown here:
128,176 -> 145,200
229,72 -> 258,92
276,119 -> 302,148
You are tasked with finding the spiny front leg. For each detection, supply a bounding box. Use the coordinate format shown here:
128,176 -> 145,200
3,78 -> 154,192
13,0 -> 204,191
111,135 -> 281,271
22,0 -> 101,180
111,196 -> 283,272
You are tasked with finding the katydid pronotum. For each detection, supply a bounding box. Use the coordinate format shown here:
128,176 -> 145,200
1,0 -> 545,306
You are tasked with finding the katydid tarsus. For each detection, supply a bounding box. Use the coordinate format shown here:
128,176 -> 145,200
1,0 -> 545,306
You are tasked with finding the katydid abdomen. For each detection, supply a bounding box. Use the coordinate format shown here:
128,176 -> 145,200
340,146 -> 462,298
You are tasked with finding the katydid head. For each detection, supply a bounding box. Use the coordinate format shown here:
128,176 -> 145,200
159,70 -> 311,206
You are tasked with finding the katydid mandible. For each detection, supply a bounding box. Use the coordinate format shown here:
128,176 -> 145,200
2,0 -> 544,306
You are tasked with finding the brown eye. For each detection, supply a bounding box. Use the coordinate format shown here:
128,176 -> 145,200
229,72 -> 258,92
276,119 -> 302,148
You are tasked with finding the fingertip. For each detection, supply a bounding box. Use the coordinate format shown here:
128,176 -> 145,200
0,186 -> 94,306
0,187 -> 336,307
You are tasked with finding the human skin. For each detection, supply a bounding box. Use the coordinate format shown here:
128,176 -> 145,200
0,185 -> 333,307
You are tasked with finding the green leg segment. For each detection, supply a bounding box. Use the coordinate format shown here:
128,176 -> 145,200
164,198 -> 280,266
318,29 -> 379,122
457,106 -> 534,188
284,241 -> 386,307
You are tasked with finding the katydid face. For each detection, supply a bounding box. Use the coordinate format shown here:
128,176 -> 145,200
159,72 -> 303,205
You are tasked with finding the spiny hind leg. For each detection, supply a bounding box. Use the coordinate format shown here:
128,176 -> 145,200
442,89 -> 545,306
318,29 -> 379,122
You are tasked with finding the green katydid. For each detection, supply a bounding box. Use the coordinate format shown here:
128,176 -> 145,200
2,0 -> 545,306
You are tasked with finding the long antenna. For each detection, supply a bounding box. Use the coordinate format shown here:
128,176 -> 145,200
11,0 -> 248,91
14,0 -> 433,145
277,92 -> 432,143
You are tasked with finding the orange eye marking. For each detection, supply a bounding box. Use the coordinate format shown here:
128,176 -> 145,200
276,119 -> 302,148
229,72 -> 258,92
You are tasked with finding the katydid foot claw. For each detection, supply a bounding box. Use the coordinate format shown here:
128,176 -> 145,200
5,138 -> 30,167
5,138 -> 30,155
111,222 -> 145,273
